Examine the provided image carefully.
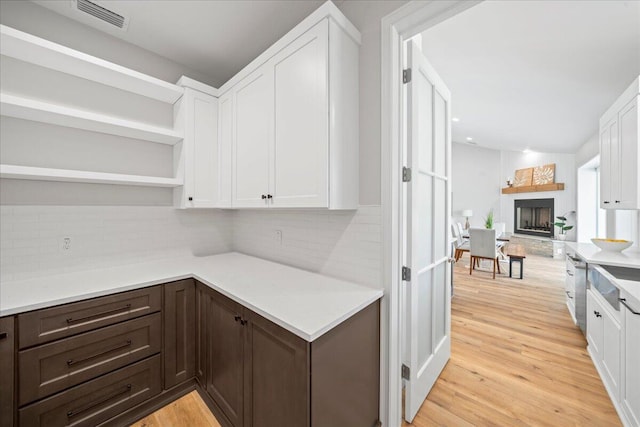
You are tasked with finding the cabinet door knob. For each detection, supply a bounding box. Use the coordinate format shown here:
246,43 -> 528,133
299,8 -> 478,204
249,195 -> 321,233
240,319 -> 248,326
188,197 -> 193,201
234,315 -> 241,322
594,310 -> 602,318
615,200 -> 621,203
261,195 -> 267,200
267,194 -> 273,199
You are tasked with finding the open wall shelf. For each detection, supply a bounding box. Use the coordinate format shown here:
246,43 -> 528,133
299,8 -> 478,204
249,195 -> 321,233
0,165 -> 183,188
0,24 -> 183,104
1,93 -> 183,145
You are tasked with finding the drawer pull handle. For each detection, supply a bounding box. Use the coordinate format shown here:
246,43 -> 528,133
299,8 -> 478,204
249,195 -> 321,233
66,304 -> 132,324
0,332 -> 7,340
66,339 -> 132,367
67,383 -> 131,418
620,298 -> 640,315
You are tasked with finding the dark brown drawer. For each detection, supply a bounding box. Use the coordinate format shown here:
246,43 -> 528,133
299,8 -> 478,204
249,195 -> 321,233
19,355 -> 161,427
19,313 -> 161,406
18,286 -> 161,349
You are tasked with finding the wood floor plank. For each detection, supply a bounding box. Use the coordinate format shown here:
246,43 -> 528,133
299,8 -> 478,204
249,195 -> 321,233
403,253 -> 621,426
131,391 -> 222,427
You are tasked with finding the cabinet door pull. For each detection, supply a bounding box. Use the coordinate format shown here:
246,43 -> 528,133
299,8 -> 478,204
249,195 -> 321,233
240,319 -> 248,326
565,291 -> 573,299
66,339 -> 132,367
234,315 -> 242,322
0,332 -> 7,340
566,270 -> 574,276
615,200 -> 621,204
267,194 -> 273,199
620,298 -> 640,315
594,310 -> 602,318
188,197 -> 193,201
67,384 -> 131,418
603,201 -> 610,204
261,195 -> 267,200
66,304 -> 132,324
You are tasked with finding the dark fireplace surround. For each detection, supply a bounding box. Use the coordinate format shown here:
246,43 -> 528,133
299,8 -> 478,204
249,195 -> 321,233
514,198 -> 554,238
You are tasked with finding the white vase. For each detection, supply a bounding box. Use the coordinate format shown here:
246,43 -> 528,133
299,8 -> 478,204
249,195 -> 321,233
557,234 -> 566,241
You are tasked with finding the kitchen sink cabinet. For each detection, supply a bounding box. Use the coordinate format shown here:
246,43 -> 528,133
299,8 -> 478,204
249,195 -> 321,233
0,316 -> 15,427
164,279 -> 195,390
621,293 -> 640,426
586,289 -> 621,400
195,281 -> 380,427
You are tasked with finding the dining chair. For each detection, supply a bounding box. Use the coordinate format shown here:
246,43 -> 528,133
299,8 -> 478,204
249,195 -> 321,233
451,224 -> 470,261
469,228 -> 502,279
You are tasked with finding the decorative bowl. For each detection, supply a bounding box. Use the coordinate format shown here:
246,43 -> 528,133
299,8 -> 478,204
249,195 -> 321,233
591,238 -> 634,252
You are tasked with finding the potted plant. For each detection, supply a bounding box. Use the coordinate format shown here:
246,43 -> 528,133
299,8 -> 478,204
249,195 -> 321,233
554,216 -> 573,240
484,209 -> 494,229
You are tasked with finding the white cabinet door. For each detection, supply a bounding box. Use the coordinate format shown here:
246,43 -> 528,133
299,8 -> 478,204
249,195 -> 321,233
622,296 -> 640,426
617,97 -> 638,209
587,290 -> 604,356
600,117 -> 616,208
602,307 -> 621,399
270,20 -> 329,208
217,91 -> 233,208
233,66 -> 273,208
179,88 -> 218,208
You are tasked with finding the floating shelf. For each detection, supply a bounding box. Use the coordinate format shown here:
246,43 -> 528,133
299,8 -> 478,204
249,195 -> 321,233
0,165 -> 183,188
501,183 -> 565,194
0,25 -> 183,104
1,93 -> 183,145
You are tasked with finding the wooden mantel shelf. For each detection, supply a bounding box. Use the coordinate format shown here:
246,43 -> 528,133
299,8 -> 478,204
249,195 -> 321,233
501,183 -> 565,194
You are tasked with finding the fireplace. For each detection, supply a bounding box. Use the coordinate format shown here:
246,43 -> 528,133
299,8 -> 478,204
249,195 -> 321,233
514,198 -> 554,238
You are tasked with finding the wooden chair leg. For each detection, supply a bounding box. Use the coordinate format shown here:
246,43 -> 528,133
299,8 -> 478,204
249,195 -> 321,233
469,256 -> 473,275
497,257 -> 501,274
493,260 -> 496,279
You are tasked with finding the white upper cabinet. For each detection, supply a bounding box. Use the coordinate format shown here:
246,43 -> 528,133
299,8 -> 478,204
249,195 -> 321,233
219,6 -> 360,210
174,81 -> 219,209
217,91 -> 233,208
271,20 -> 329,208
232,66 -> 274,208
600,76 -> 639,209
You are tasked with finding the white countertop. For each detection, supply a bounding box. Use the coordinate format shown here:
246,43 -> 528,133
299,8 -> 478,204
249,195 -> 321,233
565,242 -> 640,269
0,252 -> 383,341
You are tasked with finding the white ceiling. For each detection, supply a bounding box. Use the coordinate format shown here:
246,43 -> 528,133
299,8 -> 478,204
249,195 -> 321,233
33,0 -> 337,88
421,1 -> 640,153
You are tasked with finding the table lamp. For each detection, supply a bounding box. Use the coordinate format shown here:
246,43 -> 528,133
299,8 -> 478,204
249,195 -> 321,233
461,210 -> 473,230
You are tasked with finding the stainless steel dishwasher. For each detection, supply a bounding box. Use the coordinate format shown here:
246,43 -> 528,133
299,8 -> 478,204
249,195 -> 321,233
567,253 -> 587,334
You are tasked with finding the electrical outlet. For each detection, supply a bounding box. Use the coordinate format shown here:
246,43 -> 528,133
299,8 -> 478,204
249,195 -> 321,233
274,229 -> 282,245
62,237 -> 71,251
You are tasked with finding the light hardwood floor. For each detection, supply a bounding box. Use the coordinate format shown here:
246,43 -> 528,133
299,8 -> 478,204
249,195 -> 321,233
132,254 -> 621,427
404,253 -> 620,426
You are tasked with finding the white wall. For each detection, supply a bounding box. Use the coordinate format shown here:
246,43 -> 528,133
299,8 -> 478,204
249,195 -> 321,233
0,206 -> 232,282
451,142 -> 501,228
452,143 -> 577,238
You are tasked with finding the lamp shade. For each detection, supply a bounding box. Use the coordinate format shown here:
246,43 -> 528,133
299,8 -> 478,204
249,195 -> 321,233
461,210 -> 473,217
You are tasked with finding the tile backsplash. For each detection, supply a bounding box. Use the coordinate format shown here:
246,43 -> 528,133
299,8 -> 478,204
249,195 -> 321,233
233,206 -> 381,288
0,206 -> 232,281
0,205 -> 382,288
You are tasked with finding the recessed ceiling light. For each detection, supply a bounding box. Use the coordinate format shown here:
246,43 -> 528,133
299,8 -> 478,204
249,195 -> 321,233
466,137 -> 473,141
452,117 -> 460,122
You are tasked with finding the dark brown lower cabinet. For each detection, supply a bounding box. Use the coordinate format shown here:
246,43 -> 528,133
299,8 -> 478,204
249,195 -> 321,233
163,279 -> 195,389
0,316 -> 15,427
195,281 -> 380,427
19,355 -> 162,427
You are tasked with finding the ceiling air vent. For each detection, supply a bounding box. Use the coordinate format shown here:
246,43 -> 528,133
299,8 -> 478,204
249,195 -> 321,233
75,0 -> 128,30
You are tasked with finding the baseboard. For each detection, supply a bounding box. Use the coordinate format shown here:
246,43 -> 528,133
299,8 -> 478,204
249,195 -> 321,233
194,382 -> 234,427
100,379 -> 196,427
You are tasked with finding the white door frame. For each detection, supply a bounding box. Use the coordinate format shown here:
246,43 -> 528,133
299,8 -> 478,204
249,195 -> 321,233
379,2 -> 481,426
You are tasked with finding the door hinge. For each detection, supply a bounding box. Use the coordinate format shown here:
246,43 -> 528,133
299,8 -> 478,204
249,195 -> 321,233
401,364 -> 410,380
403,68 -> 412,84
402,166 -> 411,182
402,266 -> 411,281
